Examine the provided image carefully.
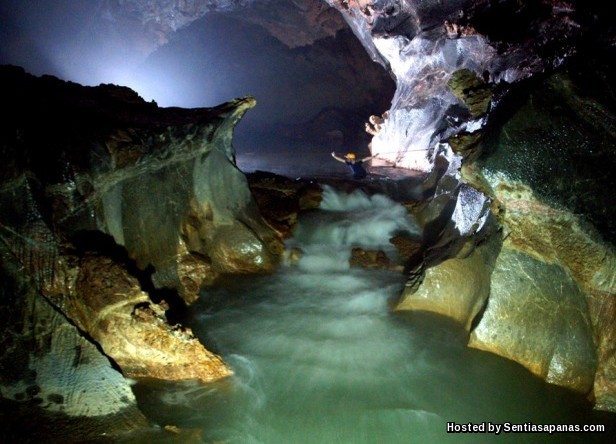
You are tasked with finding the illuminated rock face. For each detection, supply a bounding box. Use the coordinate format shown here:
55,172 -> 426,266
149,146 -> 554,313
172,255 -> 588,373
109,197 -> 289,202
0,66 -> 281,430
0,254 -> 148,438
470,64 -> 616,410
326,0 -> 585,170
322,0 -> 614,411
395,237 -> 499,331
394,64 -> 615,409
469,248 -> 597,394
0,66 -> 282,303
45,254 -> 232,382
476,174 -> 616,410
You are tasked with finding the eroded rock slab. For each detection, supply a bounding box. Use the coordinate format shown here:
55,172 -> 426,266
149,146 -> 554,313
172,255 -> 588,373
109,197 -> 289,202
0,66 -> 281,432
395,235 -> 499,330
469,248 -> 597,394
0,253 -> 147,440
44,253 -> 232,383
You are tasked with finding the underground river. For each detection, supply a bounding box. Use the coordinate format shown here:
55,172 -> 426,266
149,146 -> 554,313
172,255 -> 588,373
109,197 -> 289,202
133,186 -> 612,443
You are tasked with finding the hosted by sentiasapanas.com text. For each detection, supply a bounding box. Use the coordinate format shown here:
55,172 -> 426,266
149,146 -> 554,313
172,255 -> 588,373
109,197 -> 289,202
447,422 -> 606,435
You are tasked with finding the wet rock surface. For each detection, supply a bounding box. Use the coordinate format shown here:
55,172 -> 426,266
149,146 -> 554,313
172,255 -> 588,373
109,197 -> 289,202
349,247 -> 390,270
0,65 -> 282,300
247,171 -> 323,239
465,51 -> 616,410
469,248 -> 597,394
66,254 -> 230,382
447,69 -> 493,118
321,0 -> 615,412
396,235 -> 500,331
326,0 -> 594,171
481,174 -> 616,410
480,64 -> 616,244
0,66 -> 281,434
0,252 -> 148,441
1,0 -> 614,434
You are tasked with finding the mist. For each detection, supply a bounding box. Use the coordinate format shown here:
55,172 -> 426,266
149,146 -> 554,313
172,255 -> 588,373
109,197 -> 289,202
0,0 -> 395,175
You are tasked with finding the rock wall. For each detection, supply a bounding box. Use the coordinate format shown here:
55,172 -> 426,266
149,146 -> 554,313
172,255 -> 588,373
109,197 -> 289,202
0,251 -> 148,441
322,0 -> 615,412
0,65 -> 283,436
326,0 -> 596,170
392,61 -> 615,411
97,0 -> 346,56
466,59 -> 615,410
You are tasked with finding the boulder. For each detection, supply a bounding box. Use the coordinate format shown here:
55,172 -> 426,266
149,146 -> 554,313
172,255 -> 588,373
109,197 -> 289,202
349,247 -> 390,270
395,235 -> 499,331
248,171 -> 323,238
46,253 -> 232,383
469,248 -> 597,394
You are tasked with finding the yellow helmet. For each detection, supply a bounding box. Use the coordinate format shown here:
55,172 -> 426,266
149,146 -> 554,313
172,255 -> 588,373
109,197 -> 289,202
345,153 -> 356,160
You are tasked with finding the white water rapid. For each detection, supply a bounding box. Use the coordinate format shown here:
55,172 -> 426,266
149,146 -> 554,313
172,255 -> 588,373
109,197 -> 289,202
133,186 -> 609,443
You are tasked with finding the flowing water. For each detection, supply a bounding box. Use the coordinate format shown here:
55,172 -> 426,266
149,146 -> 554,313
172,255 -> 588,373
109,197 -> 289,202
133,186 -> 613,443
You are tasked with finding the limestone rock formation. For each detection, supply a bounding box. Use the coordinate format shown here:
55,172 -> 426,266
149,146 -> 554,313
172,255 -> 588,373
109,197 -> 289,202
466,58 -> 616,409
388,232 -> 423,268
469,248 -> 597,394
447,69 -> 492,119
0,65 -> 283,432
95,0 -> 346,57
247,171 -> 323,239
0,65 -> 282,303
473,173 -> 616,410
326,0 -> 615,412
229,0 -> 347,48
395,235 -> 500,331
44,253 -> 231,382
326,0 -> 589,170
349,247 -> 390,270
0,252 -> 148,440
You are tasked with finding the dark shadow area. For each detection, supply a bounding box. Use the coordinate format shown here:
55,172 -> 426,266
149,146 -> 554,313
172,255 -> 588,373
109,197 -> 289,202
70,231 -> 188,322
136,12 -> 395,176
0,1 -> 396,180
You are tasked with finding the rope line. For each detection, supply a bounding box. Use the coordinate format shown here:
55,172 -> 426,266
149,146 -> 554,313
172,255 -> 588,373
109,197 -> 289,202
238,148 -> 434,158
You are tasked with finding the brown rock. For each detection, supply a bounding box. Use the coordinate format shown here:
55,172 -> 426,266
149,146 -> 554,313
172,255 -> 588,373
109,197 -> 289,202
477,175 -> 615,409
469,248 -> 597,394
209,223 -> 280,274
444,20 -> 477,38
248,172 -> 323,238
177,246 -> 218,305
349,247 -> 390,270
0,252 -> 148,438
389,233 -> 423,266
285,247 -> 305,266
395,236 -> 499,330
59,254 -> 233,383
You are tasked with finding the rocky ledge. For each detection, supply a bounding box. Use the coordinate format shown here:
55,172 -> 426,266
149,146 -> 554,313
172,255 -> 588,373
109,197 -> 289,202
0,65 -> 283,438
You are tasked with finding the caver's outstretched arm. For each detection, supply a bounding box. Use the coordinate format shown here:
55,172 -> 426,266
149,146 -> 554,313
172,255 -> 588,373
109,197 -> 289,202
331,152 -> 347,163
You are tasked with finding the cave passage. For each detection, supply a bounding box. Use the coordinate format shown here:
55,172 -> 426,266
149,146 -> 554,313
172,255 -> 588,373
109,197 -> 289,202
132,186 -> 607,443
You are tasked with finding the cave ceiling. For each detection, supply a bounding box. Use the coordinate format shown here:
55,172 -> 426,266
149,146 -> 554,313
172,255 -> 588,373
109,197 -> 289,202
100,0 -> 347,56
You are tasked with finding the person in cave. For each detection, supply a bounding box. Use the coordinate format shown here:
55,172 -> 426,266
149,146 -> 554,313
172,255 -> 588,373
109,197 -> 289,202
330,151 -> 376,179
